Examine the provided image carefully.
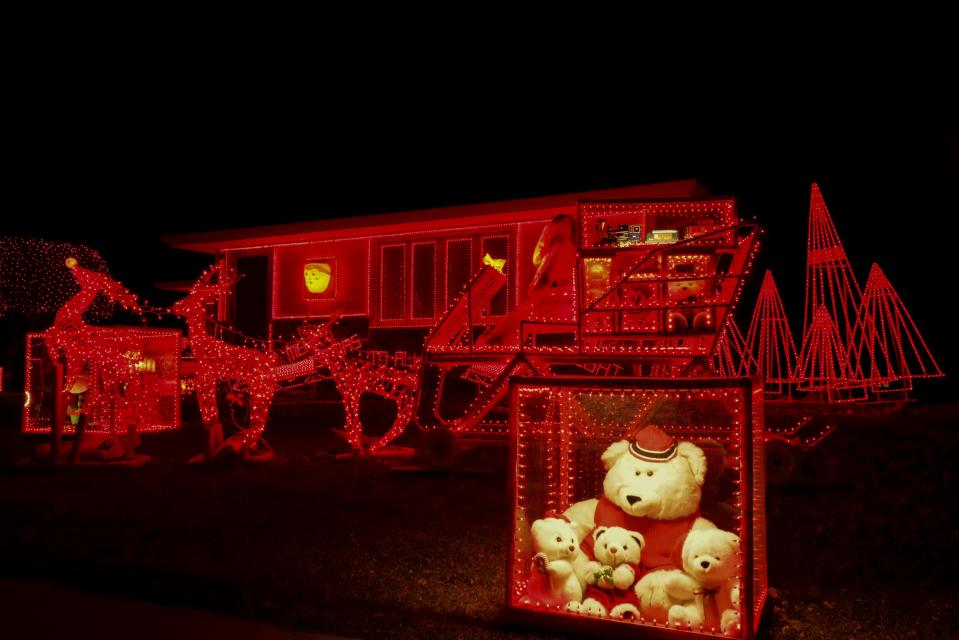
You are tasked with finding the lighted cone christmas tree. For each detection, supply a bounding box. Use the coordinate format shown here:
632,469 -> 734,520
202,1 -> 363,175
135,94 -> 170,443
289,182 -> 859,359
848,263 -> 943,394
804,184 -> 862,364
713,315 -> 757,377
746,270 -> 800,395
797,305 -> 859,401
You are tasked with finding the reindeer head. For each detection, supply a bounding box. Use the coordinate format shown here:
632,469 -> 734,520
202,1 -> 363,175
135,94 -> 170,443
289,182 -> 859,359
172,260 -> 238,316
60,257 -> 141,316
296,309 -> 342,350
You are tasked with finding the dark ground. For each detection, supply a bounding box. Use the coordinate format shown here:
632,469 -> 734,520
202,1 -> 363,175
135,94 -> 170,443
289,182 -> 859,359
0,394 -> 956,640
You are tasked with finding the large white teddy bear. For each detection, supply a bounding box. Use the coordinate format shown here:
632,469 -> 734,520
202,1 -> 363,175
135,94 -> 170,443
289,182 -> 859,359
527,516 -> 585,608
564,424 -> 725,621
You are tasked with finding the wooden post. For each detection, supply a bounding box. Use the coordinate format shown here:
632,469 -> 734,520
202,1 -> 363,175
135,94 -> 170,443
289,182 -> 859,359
207,420 -> 223,461
52,362 -> 65,463
126,417 -> 137,460
69,412 -> 86,465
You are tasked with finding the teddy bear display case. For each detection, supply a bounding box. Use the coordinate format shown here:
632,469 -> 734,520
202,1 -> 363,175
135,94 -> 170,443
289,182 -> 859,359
507,376 -> 766,638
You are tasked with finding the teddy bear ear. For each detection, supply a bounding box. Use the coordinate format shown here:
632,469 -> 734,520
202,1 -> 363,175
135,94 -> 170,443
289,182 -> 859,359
677,441 -> 707,487
722,530 -> 741,548
531,519 -> 544,536
601,440 -> 630,470
630,533 -> 644,548
594,526 -> 607,540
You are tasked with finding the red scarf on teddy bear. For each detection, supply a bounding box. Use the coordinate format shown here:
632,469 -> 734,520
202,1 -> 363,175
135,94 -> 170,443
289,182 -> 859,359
582,495 -> 699,574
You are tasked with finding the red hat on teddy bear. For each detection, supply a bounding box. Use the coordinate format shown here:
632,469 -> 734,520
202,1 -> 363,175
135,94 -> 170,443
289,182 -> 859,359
628,425 -> 677,462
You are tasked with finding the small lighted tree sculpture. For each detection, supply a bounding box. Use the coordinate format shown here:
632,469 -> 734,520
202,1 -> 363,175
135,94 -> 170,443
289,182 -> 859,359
803,184 -> 862,358
713,315 -> 757,378
796,305 -> 859,402
746,270 -> 800,396
847,263 -> 943,394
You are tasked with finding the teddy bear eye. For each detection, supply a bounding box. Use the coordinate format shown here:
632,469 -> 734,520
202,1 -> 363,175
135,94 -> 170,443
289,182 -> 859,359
556,536 -> 562,542
646,470 -> 654,476
604,543 -> 608,549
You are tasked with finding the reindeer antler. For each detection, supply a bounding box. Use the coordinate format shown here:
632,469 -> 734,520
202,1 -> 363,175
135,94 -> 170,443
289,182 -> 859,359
189,260 -> 238,295
65,258 -> 141,312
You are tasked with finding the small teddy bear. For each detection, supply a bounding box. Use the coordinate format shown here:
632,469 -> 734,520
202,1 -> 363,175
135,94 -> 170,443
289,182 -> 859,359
528,516 -> 584,608
568,525 -> 645,617
667,278 -> 710,332
586,525 -> 644,591
666,525 -> 742,635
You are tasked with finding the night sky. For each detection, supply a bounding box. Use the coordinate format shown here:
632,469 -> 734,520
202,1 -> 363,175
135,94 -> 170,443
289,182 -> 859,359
5,97 -> 957,399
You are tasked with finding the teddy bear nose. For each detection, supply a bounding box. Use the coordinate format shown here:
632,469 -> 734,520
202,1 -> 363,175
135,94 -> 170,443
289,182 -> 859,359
626,495 -> 642,505
700,560 -> 711,569
609,546 -> 619,554
568,545 -> 576,552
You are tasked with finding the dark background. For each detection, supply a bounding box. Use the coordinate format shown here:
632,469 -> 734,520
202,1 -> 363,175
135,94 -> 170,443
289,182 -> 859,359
4,89 -> 957,399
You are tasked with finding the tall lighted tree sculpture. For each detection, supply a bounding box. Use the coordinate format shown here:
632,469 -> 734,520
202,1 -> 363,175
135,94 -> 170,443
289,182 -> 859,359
796,305 -> 858,401
713,315 -> 757,378
746,271 -> 799,396
803,184 -> 862,360
848,263 -> 943,394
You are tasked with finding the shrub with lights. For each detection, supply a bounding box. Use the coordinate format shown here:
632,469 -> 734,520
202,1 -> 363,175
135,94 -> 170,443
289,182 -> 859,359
1,237 -> 112,318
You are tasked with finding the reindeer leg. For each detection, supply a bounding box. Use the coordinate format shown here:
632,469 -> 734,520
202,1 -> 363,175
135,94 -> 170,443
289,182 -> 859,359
69,412 -> 87,465
369,384 -> 415,455
196,385 -> 221,462
241,396 -> 269,454
342,386 -> 364,456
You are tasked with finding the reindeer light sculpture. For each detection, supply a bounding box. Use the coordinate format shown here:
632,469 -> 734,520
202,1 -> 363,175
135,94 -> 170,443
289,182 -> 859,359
173,261 -> 278,460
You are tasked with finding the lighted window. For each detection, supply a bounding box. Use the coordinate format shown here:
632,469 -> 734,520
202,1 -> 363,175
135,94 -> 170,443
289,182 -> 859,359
411,242 -> 437,319
445,239 -> 472,310
380,245 -> 406,321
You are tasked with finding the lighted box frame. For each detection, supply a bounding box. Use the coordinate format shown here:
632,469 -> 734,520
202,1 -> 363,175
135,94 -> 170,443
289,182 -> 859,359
507,376 -> 766,639
23,329 -> 182,434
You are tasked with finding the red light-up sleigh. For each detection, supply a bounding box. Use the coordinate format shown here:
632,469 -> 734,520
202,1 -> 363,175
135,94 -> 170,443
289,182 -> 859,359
411,198 -> 761,459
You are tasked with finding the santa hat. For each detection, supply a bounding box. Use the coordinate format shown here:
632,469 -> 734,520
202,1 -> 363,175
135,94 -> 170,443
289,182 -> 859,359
628,425 -> 677,463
